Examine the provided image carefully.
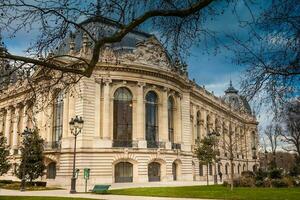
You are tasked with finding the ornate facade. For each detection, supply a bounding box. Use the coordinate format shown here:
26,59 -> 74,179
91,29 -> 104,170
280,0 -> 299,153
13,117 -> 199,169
0,21 -> 259,187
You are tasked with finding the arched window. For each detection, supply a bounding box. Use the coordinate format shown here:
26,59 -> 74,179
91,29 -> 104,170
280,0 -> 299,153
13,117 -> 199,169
209,164 -> 213,175
251,131 -> 256,149
225,163 -> 229,175
238,164 -> 241,174
148,162 -> 161,182
113,87 -> 133,147
206,115 -> 211,135
47,162 -> 56,179
199,164 -> 203,176
115,162 -> 133,183
243,164 -> 246,172
168,96 -> 174,143
196,111 -> 201,140
172,162 -> 177,181
145,91 -> 158,148
53,91 -> 64,143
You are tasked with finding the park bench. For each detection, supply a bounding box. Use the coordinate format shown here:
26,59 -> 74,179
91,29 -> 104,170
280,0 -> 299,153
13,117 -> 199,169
91,184 -> 111,194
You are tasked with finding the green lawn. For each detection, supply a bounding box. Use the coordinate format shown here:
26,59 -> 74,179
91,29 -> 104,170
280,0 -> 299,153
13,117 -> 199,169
109,185 -> 300,200
0,197 -> 93,200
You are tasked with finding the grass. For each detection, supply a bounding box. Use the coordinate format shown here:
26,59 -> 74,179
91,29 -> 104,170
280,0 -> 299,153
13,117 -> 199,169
0,197 -> 94,200
109,185 -> 300,200
0,182 -> 62,191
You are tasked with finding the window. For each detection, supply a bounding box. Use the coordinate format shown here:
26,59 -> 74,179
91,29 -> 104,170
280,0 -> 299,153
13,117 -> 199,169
113,87 -> 133,147
115,162 -> 133,183
172,162 -> 177,181
168,96 -> 174,143
148,162 -> 161,182
53,91 -> 64,143
209,164 -> 213,175
225,164 -> 229,175
47,162 -> 56,179
238,164 -> 241,174
145,91 -> 158,148
199,164 -> 203,176
196,111 -> 201,140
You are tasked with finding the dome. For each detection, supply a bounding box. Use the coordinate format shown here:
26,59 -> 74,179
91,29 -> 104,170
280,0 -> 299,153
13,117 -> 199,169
222,81 -> 252,115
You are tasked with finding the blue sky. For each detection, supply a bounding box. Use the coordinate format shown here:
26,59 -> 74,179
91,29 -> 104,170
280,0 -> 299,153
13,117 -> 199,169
1,1 -> 271,130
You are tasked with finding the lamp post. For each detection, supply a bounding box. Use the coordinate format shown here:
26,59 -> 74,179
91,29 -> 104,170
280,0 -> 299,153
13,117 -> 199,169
20,127 -> 32,192
69,116 -> 84,194
208,130 -> 220,185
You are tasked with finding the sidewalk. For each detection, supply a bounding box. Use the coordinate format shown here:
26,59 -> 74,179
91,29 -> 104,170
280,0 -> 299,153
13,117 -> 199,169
0,188 -> 213,200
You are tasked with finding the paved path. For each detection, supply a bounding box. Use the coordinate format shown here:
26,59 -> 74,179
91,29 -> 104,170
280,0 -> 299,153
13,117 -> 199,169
0,188 -> 213,200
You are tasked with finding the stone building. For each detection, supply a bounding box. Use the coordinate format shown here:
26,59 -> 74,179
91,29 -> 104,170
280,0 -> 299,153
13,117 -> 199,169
0,19 -> 259,187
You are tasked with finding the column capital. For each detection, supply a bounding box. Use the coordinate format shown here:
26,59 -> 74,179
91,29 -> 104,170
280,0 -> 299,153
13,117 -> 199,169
137,81 -> 146,88
103,78 -> 112,85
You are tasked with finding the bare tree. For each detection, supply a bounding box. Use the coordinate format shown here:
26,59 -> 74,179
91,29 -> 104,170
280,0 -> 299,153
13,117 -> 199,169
264,123 -> 282,169
232,0 -> 300,114
281,98 -> 300,158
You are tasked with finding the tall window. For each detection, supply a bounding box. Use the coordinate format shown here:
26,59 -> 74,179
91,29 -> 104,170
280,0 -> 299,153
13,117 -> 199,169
209,164 -> 213,175
115,162 -> 133,183
145,91 -> 158,148
199,164 -> 203,176
168,96 -> 174,143
47,162 -> 56,179
148,162 -> 161,182
196,111 -> 201,140
53,91 -> 64,143
113,87 -> 133,147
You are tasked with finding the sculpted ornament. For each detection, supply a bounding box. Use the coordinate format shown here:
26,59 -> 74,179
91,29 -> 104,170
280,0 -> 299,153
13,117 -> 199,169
121,37 -> 171,69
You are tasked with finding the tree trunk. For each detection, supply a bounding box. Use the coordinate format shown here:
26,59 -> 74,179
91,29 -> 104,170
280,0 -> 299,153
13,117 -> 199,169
207,164 -> 209,185
230,159 -> 234,191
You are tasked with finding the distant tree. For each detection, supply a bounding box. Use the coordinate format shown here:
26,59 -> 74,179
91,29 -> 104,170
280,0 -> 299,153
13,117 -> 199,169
264,123 -> 282,169
281,98 -> 300,176
17,129 -> 45,183
195,136 -> 218,186
282,98 -> 300,157
0,133 -> 11,176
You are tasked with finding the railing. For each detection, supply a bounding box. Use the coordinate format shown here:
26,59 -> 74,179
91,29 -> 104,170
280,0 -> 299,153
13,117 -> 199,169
44,141 -> 61,150
147,141 -> 166,149
171,143 -> 181,150
113,140 -> 138,148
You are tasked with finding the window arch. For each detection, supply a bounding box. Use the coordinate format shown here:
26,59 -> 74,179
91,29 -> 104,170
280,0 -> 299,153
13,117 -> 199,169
238,164 -> 241,174
53,91 -> 64,143
47,162 -> 56,179
145,91 -> 158,148
196,111 -> 201,140
115,162 -> 133,183
148,162 -> 161,182
168,96 -> 175,143
113,87 -> 133,147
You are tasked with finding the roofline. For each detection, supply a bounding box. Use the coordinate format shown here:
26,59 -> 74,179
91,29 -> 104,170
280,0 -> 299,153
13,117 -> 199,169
79,16 -> 153,38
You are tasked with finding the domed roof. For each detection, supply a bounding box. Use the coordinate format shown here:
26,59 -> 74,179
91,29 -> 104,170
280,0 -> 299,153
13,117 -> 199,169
222,81 -> 252,115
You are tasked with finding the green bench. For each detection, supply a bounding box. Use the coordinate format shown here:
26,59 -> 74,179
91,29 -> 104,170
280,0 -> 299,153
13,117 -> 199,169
91,184 -> 111,194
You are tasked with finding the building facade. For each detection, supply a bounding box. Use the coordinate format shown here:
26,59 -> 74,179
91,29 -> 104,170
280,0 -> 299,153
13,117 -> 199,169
0,23 -> 259,187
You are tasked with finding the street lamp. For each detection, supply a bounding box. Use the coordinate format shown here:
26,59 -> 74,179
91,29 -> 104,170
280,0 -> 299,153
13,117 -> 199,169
208,130 -> 220,185
69,116 -> 84,194
20,127 -> 32,192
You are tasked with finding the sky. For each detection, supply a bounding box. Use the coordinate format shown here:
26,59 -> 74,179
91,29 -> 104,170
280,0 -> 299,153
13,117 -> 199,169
1,1 -> 271,131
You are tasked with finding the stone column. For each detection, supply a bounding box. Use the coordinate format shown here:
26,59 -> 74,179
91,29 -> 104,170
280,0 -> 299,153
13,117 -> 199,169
102,78 -> 112,140
62,93 -> 69,138
94,79 -> 101,138
136,82 -> 146,148
175,94 -> 182,144
0,109 -> 5,134
21,104 -> 28,133
12,105 -> 21,150
160,87 -> 170,148
4,107 -> 12,146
